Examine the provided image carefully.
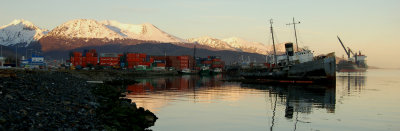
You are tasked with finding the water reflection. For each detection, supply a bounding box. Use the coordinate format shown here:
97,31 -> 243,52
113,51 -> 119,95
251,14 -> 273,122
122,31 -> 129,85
124,70 -> 400,131
241,84 -> 336,114
127,74 -> 225,95
337,72 -> 366,94
126,75 -> 336,126
126,75 -> 226,112
240,83 -> 336,131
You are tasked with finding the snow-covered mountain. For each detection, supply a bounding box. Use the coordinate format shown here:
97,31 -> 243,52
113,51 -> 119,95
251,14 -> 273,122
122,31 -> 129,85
42,19 -> 185,43
188,36 -> 270,54
222,37 -> 269,55
39,19 -> 187,51
265,42 -> 298,54
0,19 -> 48,46
101,20 -> 185,43
46,19 -> 123,39
188,36 -> 294,55
1,18 -> 292,56
187,36 -> 236,51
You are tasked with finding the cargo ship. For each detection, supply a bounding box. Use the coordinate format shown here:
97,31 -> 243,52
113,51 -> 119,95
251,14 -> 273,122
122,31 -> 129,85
336,36 -> 367,72
241,19 -> 336,83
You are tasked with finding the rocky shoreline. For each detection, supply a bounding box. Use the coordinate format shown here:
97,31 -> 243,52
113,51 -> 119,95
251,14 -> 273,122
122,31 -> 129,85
0,69 -> 157,130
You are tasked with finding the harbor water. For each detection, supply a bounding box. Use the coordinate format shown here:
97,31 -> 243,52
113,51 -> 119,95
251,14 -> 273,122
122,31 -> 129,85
126,69 -> 400,131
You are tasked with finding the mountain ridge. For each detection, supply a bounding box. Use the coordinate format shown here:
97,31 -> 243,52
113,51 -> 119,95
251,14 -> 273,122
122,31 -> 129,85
1,19 -> 290,56
0,19 -> 48,46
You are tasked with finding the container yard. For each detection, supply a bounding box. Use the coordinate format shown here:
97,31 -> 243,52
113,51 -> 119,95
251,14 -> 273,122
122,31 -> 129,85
67,49 -> 225,75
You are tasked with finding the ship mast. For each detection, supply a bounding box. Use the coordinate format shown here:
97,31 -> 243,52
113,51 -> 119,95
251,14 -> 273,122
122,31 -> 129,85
270,19 -> 278,65
286,17 -> 301,52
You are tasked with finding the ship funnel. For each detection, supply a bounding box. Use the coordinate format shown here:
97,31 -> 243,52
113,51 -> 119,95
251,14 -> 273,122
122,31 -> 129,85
285,43 -> 294,56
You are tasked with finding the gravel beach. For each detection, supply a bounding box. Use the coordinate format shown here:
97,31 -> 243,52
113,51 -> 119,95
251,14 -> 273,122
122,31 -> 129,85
0,69 -> 157,130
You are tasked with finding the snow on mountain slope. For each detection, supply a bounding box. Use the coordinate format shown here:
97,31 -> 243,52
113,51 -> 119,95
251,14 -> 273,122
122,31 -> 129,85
187,36 -> 236,51
101,20 -> 185,43
222,37 -> 269,55
45,19 -> 123,39
264,42 -> 298,54
0,19 -> 48,46
186,36 -> 290,55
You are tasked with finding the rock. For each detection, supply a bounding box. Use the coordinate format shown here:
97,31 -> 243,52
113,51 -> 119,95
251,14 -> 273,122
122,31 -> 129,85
0,69 -> 156,130
63,101 -> 71,105
88,102 -> 99,108
19,109 -> 28,116
5,94 -> 13,99
0,117 -> 6,124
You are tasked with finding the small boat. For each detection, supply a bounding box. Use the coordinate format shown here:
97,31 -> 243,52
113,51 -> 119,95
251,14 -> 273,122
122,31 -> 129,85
199,66 -> 211,75
211,68 -> 223,74
179,68 -> 198,74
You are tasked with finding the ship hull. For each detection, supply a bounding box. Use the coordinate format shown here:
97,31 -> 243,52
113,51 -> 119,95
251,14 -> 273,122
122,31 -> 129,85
241,54 -> 336,83
337,60 -> 367,72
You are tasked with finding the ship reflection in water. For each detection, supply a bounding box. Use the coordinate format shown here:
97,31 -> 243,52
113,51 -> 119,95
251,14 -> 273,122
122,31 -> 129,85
337,72 -> 366,95
239,83 -> 336,131
125,73 -> 369,131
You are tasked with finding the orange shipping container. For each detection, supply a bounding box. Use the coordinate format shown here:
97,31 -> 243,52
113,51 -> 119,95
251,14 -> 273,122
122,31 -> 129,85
212,59 -> 221,62
139,53 -> 146,58
156,63 -> 166,67
127,53 -> 139,58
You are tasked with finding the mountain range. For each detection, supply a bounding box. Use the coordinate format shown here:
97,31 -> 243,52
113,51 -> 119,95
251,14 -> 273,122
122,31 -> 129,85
0,19 -> 294,63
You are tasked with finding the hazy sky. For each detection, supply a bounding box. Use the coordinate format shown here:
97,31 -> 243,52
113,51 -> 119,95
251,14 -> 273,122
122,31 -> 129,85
1,0 -> 399,68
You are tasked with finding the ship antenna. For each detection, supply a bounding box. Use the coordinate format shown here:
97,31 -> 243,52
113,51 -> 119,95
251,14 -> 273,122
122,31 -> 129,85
286,17 -> 301,52
270,19 -> 278,65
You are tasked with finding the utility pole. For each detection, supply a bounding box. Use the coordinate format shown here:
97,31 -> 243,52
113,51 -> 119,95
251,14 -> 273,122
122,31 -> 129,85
0,45 -> 3,67
164,50 -> 166,67
15,45 -> 18,67
286,17 -> 301,52
193,44 -> 196,70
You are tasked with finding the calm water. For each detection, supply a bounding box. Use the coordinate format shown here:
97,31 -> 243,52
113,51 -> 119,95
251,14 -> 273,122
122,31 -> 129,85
126,69 -> 400,131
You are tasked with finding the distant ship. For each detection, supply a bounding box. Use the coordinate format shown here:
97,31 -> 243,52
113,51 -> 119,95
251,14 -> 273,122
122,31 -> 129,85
241,18 -> 336,83
337,36 -> 367,72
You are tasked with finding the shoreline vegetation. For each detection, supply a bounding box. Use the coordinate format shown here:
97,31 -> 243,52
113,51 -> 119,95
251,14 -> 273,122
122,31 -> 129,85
0,69 -> 157,130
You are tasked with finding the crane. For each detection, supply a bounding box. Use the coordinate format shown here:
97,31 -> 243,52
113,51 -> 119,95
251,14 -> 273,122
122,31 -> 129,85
337,36 -> 358,62
337,36 -> 351,59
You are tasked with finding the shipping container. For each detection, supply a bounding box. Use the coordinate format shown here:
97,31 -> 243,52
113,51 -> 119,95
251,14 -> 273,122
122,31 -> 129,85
156,63 -> 166,67
100,53 -> 118,57
73,52 -> 82,57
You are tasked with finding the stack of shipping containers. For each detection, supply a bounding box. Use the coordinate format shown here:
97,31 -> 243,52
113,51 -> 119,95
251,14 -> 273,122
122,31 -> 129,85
167,56 -> 194,70
84,49 -> 98,66
70,52 -> 85,67
151,56 -> 193,70
68,49 -> 224,71
210,56 -> 224,69
197,56 -> 225,69
124,53 -> 154,69
99,53 -> 121,67
150,56 -> 167,68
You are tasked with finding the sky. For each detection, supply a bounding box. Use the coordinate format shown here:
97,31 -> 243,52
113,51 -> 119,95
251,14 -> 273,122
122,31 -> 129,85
1,0 -> 399,68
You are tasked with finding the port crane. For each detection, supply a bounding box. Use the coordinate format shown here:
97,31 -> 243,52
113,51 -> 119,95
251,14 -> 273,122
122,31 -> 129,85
337,36 -> 358,62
